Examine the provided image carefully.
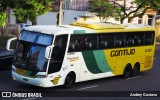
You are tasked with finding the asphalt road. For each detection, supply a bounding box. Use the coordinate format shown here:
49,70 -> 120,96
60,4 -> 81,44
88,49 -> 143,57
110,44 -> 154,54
0,45 -> 160,100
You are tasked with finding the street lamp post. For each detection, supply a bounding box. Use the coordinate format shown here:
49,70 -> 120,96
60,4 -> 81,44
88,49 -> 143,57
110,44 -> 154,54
58,0 -> 63,25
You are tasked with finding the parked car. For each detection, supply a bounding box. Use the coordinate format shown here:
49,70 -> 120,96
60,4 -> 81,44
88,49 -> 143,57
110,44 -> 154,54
0,49 -> 14,69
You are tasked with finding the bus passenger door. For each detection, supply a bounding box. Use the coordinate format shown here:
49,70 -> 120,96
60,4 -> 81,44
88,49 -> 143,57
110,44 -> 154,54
48,35 -> 68,75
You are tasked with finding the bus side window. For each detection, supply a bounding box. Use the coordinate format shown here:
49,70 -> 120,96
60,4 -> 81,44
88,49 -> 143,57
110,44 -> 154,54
126,34 -> 135,46
84,35 -> 97,50
68,35 -> 84,52
145,32 -> 154,45
135,33 -> 144,46
114,34 -> 125,47
99,34 -> 114,49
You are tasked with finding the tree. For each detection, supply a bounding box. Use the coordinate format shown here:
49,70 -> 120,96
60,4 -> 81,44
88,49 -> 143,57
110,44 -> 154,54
0,0 -> 15,26
0,11 -> 6,27
13,0 -> 52,25
88,0 -> 115,22
0,0 -> 14,37
112,0 -> 160,24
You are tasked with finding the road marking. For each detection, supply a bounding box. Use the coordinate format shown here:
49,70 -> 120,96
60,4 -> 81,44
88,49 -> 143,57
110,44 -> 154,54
22,98 -> 36,100
126,76 -> 141,81
77,85 -> 98,90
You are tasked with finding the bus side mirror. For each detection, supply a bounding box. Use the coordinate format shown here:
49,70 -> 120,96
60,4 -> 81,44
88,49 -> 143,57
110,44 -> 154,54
45,45 -> 55,59
6,37 -> 17,51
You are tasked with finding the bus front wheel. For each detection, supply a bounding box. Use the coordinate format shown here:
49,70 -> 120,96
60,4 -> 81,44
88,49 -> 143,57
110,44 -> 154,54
64,72 -> 75,88
123,64 -> 132,78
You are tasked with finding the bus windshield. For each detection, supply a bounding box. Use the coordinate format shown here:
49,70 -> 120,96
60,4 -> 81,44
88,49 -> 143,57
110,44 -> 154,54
13,31 -> 53,72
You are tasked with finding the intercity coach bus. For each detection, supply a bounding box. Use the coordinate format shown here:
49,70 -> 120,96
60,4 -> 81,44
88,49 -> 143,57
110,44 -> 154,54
7,22 -> 156,87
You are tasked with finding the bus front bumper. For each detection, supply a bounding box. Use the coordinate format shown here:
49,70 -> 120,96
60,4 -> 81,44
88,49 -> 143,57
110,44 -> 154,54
12,71 -> 54,88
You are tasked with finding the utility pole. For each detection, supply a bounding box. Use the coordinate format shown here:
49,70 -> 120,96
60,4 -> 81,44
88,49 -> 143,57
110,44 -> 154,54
58,0 -> 63,25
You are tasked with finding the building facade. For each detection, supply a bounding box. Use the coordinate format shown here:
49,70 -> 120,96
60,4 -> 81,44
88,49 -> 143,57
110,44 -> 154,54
10,0 -> 159,26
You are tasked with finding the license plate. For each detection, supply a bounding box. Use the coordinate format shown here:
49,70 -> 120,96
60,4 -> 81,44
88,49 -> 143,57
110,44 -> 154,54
23,78 -> 28,81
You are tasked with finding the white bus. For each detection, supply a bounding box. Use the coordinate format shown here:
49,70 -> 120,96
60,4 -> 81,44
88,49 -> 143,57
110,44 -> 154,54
8,22 -> 156,87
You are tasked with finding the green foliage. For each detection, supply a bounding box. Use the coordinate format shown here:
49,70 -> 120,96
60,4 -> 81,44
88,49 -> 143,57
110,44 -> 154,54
89,0 -> 160,23
0,0 -> 14,11
134,0 -> 160,10
0,0 -> 14,26
88,0 -> 114,22
113,0 -> 160,23
0,11 -> 6,26
13,0 -> 52,24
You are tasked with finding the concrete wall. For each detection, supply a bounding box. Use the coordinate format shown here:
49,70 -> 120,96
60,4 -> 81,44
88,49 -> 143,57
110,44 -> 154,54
10,10 -> 86,25
63,10 -> 86,24
10,9 -> 156,26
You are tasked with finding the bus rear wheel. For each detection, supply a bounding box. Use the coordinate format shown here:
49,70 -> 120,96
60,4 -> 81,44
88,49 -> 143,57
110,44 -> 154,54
132,63 -> 140,76
123,64 -> 132,78
64,73 -> 75,88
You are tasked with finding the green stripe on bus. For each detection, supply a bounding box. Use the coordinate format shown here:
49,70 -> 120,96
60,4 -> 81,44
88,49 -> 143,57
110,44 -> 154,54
73,30 -> 86,34
93,50 -> 112,72
82,51 -> 103,74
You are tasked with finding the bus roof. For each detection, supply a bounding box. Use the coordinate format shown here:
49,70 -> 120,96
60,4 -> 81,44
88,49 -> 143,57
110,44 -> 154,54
24,22 -> 155,35
71,22 -> 155,29
24,25 -> 89,35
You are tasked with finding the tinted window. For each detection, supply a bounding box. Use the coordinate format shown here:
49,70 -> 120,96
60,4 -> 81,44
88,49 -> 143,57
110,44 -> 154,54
68,35 -> 84,52
134,33 -> 144,46
84,35 -> 97,50
145,32 -> 154,45
114,33 -> 125,47
48,35 -> 68,74
68,31 -> 155,52
126,33 -> 135,46
99,34 -> 114,49
20,31 -> 53,46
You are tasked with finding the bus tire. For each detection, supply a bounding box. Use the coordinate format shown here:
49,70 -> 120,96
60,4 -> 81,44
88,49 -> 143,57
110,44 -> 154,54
123,64 -> 132,78
64,72 -> 76,88
132,63 -> 140,76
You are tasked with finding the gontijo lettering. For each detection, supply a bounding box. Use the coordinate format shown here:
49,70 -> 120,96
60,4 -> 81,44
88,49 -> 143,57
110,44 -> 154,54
110,49 -> 135,57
